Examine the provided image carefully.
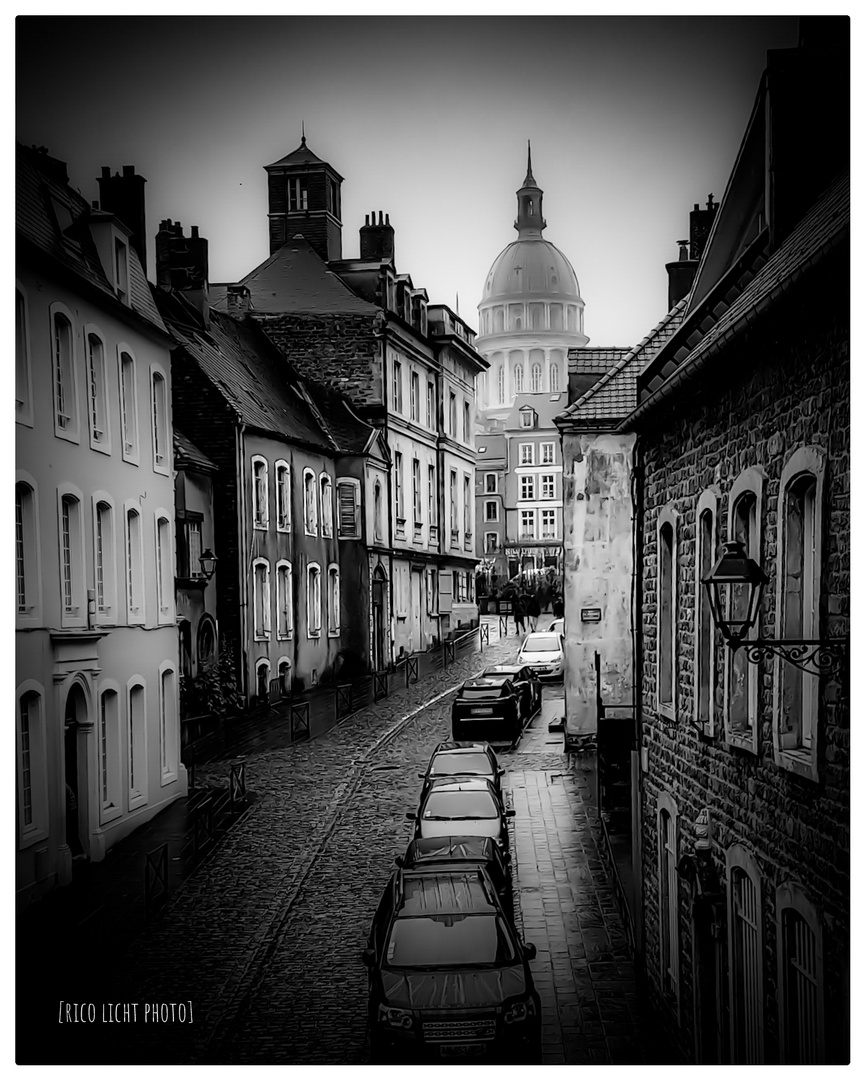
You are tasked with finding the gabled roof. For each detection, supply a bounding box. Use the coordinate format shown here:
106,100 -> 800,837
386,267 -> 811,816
504,392 -> 568,431
558,299 -> 688,426
264,136 -> 343,180
174,429 -> 217,472
214,234 -> 376,315
568,347 -> 631,375
301,378 -> 380,456
17,143 -> 166,334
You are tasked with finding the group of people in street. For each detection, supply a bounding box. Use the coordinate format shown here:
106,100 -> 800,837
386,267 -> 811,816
486,580 -> 565,638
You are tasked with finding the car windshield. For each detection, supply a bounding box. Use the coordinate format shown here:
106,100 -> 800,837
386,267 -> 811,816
431,753 -> 493,777
522,634 -> 560,652
385,914 -> 516,968
423,790 -> 498,820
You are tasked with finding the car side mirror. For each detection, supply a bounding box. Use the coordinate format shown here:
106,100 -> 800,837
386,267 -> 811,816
502,851 -> 511,864
497,767 -> 505,776
506,808 -> 516,818
523,942 -> 537,962
417,772 -> 425,779
361,948 -> 375,968
405,811 -> 416,821
394,855 -> 404,868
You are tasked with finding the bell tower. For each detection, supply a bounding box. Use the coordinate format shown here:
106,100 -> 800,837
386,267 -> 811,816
514,141 -> 546,240
264,133 -> 343,261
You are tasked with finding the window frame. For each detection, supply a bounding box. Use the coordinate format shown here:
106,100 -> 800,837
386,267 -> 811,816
51,304 -> 79,443
327,563 -> 341,637
252,557 -> 271,640
16,683 -> 48,847
16,284 -> 34,426
154,512 -> 174,624
150,366 -> 170,475
307,562 -> 322,638
694,488 -> 719,736
15,475 -> 42,626
58,485 -> 87,628
484,500 -> 498,523
410,370 -> 419,421
97,682 -> 123,823
775,880 -> 825,1064
726,845 -> 765,1064
92,493 -> 117,626
337,477 -> 361,539
531,362 -> 542,392
84,326 -> 110,453
275,460 -> 291,532
656,505 -> 678,719
276,559 -> 294,639
541,508 -> 556,539
412,458 -> 422,523
541,474 -> 556,499
252,455 -> 269,530
124,501 -> 146,625
427,380 -> 435,429
303,467 -> 318,535
392,357 -> 403,413
656,792 -> 680,1007
520,509 -> 536,540
520,475 -> 535,501
427,465 -> 436,527
320,472 -> 334,538
158,661 -> 179,784
127,678 -> 148,810
519,443 -> 535,466
484,473 -> 498,494
118,347 -> 140,464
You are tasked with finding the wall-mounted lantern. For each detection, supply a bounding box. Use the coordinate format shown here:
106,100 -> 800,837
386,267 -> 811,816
198,548 -> 218,582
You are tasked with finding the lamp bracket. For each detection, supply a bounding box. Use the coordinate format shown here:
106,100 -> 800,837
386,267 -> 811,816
729,638 -> 847,677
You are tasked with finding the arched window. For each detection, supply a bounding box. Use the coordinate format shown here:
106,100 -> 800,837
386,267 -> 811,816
657,506 -> 677,714
275,461 -> 291,531
197,616 -> 216,667
87,332 -> 109,449
276,561 -> 293,638
253,559 -> 271,639
327,564 -> 340,636
694,489 -> 719,734
125,506 -> 145,622
99,687 -> 121,817
255,659 -> 271,702
726,846 -> 764,1063
657,792 -> 679,1002
303,469 -> 318,534
60,491 -> 85,626
16,287 -> 32,423
119,349 -> 138,461
373,480 -> 383,541
52,309 -> 78,439
494,307 -> 504,333
252,457 -> 269,529
17,687 -> 47,843
515,317 -> 522,330
307,564 -> 322,636
159,665 -> 178,780
531,363 -> 542,392
550,364 -> 559,393
16,481 -> 39,620
776,882 -> 824,1063
151,369 -> 169,472
320,474 -> 334,537
497,365 -> 505,403
94,497 -> 116,624
278,658 -> 292,697
513,365 -> 524,394
127,680 -> 147,808
155,514 -> 172,622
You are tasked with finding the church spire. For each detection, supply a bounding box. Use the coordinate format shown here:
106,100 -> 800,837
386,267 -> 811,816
515,141 -> 546,239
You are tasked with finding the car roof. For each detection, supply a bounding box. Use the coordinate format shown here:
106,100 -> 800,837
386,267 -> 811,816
462,674 -> 510,687
396,870 -> 498,915
431,742 -> 494,757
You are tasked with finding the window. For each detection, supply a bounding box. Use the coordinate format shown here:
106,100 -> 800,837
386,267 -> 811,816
16,288 -> 32,423
159,665 -> 178,782
303,468 -> 317,534
513,365 -> 523,394
60,492 -> 85,625
519,444 -> 534,466
98,688 -> 120,816
327,564 -> 340,636
520,510 -> 535,539
253,559 -> 271,639
276,561 -> 293,638
151,370 -> 169,471
427,465 -> 436,527
485,532 -> 498,553
119,350 -> 138,460
394,453 -> 405,521
410,371 -> 419,421
276,461 -> 291,531
776,882 -> 824,1063
155,515 -> 172,621
16,481 -> 39,619
114,237 -> 129,302
17,688 -> 47,844
531,363 -> 542,392
463,474 -> 471,534
128,681 -> 146,807
449,471 -> 458,537
253,457 -> 269,529
541,442 -> 555,465
484,473 -> 498,494
255,659 -> 271,702
541,474 -> 555,499
497,365 -> 505,404
774,449 -> 825,777
484,501 -> 498,522
412,459 -> 422,522
307,564 -> 322,636
519,409 -> 535,428
657,507 -> 677,715
426,567 -> 438,614
53,310 -> 78,439
541,509 -> 556,538
94,498 -> 116,622
727,847 -> 764,1063
373,480 -> 383,541
125,506 -> 145,621
337,479 -> 361,538
657,795 -> 679,1000
288,178 -> 308,211
176,512 -> 203,578
520,475 -> 535,501
320,474 -> 334,537
694,491 -> 718,734
449,392 -> 457,435
427,380 -> 435,428
463,401 -> 471,442
550,364 -> 559,393
86,332 -> 109,449
392,359 -> 403,412
726,470 -> 763,749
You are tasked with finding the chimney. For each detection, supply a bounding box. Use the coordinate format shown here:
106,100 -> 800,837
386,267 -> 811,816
97,165 -> 148,274
359,210 -> 395,263
688,193 -> 718,263
155,219 -> 210,326
227,284 -> 251,315
664,195 -> 720,310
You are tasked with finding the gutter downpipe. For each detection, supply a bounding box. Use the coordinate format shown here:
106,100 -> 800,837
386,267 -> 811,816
236,423 -> 249,700
630,433 -> 645,963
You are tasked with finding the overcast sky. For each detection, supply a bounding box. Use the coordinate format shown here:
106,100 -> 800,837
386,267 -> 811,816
17,14 -> 800,345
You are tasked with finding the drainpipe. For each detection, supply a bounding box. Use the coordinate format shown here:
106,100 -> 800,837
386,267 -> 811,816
631,434 -> 645,960
236,424 -> 249,700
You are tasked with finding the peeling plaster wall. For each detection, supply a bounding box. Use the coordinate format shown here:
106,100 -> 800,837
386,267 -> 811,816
561,431 -> 636,734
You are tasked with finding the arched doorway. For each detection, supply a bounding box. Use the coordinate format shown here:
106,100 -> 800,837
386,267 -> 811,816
372,566 -> 388,671
64,682 -> 88,858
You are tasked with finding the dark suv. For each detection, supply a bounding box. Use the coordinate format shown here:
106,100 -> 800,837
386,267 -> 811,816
395,835 -> 513,920
362,868 -> 540,1063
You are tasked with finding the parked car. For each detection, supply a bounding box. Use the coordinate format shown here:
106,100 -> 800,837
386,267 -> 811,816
517,631 -> 565,679
395,835 -> 513,918
451,675 -> 524,744
548,618 -> 564,637
482,665 -> 542,720
407,776 -> 514,851
418,742 -> 504,801
362,867 -> 540,1062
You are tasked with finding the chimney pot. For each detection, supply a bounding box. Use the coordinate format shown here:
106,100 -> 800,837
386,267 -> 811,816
693,203 -> 699,211
101,166 -> 111,179
123,165 -> 135,177
191,225 -> 199,238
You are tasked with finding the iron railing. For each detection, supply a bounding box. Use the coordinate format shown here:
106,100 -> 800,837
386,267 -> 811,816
144,842 -> 169,921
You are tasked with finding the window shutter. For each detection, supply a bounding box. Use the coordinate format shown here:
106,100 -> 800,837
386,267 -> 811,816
338,483 -> 358,537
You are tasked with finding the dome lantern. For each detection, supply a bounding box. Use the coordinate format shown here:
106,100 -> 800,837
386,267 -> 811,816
514,140 -> 546,239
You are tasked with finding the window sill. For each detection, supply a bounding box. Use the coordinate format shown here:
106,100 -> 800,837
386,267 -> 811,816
152,462 -> 170,478
338,531 -> 360,540
657,701 -> 675,721
160,769 -> 179,788
253,633 -> 271,642
725,730 -> 758,755
121,450 -> 140,467
18,825 -> 49,850
276,523 -> 291,533
99,804 -> 123,826
128,792 -> 148,812
276,631 -> 294,641
308,630 -> 322,639
775,747 -> 818,782
90,438 -> 112,456
54,425 -> 81,444
327,629 -> 341,638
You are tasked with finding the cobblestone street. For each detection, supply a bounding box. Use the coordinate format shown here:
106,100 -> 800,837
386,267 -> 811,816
23,619 -> 670,1065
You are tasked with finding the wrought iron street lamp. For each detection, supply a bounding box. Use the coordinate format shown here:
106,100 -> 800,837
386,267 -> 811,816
701,540 -> 846,677
198,548 -> 218,582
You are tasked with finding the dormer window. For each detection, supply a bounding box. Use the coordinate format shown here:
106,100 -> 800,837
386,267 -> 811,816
51,198 -> 80,250
519,408 -> 536,429
114,237 -> 128,303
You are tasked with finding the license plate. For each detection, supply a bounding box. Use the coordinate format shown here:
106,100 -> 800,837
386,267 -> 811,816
470,707 -> 494,716
439,1043 -> 486,1058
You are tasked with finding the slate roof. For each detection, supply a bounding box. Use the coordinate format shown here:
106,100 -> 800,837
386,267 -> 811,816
504,392 -> 568,431
265,137 -> 343,180
635,170 -> 849,411
174,429 -> 217,472
16,143 -> 166,335
568,348 -> 631,375
212,235 -> 375,316
559,299 -> 688,425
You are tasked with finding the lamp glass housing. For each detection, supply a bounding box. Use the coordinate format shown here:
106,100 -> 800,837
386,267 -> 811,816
701,540 -> 767,644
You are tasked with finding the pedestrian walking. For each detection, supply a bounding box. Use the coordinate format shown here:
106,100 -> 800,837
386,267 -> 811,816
513,597 -> 526,636
553,594 -> 565,619
527,594 -> 541,632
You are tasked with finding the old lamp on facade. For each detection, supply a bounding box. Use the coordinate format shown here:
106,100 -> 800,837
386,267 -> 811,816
701,539 -> 846,677
198,548 -> 218,582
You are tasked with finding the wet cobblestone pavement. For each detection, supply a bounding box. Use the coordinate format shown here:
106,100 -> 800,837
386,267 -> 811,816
20,618 -> 673,1065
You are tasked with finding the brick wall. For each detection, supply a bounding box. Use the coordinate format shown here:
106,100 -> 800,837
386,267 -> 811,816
637,269 -> 849,1063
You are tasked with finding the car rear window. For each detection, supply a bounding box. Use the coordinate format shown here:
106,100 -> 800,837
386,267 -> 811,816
399,873 -> 494,914
423,790 -> 498,820
522,634 -> 560,652
460,684 -> 509,700
385,914 -> 515,968
430,753 -> 493,777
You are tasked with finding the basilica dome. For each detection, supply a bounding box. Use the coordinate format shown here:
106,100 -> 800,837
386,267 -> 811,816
483,238 -> 580,303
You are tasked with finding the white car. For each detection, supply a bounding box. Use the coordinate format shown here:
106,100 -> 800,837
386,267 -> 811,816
517,631 -> 565,679
548,618 -> 564,636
